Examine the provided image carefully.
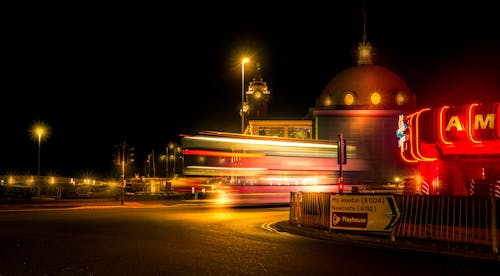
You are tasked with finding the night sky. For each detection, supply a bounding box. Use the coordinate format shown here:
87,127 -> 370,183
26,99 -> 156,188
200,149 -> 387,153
2,2 -> 499,178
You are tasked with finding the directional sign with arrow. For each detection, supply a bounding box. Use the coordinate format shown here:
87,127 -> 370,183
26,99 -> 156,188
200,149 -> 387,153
330,194 -> 400,231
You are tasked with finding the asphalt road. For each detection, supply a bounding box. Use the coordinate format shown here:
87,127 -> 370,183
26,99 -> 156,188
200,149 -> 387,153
0,201 -> 498,275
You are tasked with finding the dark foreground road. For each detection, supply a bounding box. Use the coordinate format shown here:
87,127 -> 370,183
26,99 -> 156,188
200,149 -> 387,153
0,200 -> 499,275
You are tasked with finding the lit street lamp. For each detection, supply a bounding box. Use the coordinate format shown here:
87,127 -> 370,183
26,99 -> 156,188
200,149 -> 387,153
37,128 -> 43,177
241,57 -> 249,134
32,122 -> 48,196
32,124 -> 47,177
167,143 -> 175,178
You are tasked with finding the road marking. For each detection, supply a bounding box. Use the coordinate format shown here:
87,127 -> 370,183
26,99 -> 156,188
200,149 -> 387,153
261,222 -> 280,233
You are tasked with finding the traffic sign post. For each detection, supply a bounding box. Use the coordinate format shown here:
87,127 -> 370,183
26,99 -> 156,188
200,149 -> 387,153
337,133 -> 347,194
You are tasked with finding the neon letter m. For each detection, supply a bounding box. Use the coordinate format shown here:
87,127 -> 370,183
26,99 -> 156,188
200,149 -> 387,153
474,113 -> 495,130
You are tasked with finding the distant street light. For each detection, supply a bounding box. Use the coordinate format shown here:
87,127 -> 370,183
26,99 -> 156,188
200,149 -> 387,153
32,123 -> 47,177
167,143 -> 175,178
241,57 -> 249,134
36,128 -> 43,177
32,122 -> 48,196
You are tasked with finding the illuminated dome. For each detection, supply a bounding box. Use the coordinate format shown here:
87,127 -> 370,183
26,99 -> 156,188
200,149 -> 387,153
317,64 -> 415,109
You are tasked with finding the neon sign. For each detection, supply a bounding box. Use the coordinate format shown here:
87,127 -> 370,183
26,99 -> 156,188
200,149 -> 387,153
399,102 -> 500,162
441,103 -> 499,143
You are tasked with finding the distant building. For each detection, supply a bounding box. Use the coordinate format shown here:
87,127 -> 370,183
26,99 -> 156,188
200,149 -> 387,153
246,63 -> 271,120
307,34 -> 417,184
242,25 -> 418,185
243,63 -> 313,140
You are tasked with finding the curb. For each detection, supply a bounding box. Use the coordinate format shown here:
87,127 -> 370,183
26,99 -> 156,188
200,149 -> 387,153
273,221 -> 500,263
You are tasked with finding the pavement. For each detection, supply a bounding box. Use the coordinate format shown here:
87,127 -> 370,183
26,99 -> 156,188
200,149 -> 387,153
1,198 -> 499,263
0,198 -> 184,211
273,220 -> 500,264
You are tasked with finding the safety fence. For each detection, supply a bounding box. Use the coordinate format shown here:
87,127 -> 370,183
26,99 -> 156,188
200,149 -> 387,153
290,192 -> 330,229
289,192 -> 499,255
396,195 -> 498,251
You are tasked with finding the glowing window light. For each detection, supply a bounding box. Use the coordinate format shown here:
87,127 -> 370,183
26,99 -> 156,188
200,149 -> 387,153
371,92 -> 381,105
396,91 -> 406,106
324,96 -> 332,106
344,93 -> 354,105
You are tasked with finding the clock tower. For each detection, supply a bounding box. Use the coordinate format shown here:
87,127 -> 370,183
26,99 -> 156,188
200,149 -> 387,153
246,63 -> 271,119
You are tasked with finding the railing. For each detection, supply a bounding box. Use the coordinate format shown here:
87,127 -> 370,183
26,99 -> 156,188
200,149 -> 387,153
290,192 -> 499,255
395,195 -> 498,253
290,192 -> 330,229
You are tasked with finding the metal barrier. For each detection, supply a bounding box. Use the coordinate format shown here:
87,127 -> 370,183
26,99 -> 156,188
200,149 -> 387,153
290,192 -> 499,254
395,195 -> 498,253
290,192 -> 330,229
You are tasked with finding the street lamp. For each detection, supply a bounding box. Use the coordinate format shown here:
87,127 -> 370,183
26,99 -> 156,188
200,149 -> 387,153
32,125 -> 46,177
167,143 -> 174,178
32,122 -> 48,196
36,127 -> 43,177
241,57 -> 249,134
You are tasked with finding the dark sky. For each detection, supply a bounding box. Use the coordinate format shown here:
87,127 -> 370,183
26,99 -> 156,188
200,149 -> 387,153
2,2 -> 499,178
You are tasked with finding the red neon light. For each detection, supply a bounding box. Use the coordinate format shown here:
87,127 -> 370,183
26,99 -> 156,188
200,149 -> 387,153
400,102 -> 500,159
400,145 -> 417,163
438,106 -> 453,145
414,108 -> 436,161
467,103 -> 482,144
406,115 -> 421,162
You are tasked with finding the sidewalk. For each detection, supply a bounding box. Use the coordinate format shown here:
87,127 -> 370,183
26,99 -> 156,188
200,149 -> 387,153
273,220 -> 500,263
0,198 -> 182,211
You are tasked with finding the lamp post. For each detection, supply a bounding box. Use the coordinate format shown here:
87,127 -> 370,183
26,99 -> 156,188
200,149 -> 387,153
32,123 -> 46,197
241,57 -> 249,134
173,146 -> 181,177
36,127 -> 44,177
167,143 -> 174,178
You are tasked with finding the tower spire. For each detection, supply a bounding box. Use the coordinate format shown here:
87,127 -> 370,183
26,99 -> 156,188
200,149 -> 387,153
357,0 -> 372,65
362,0 -> 367,43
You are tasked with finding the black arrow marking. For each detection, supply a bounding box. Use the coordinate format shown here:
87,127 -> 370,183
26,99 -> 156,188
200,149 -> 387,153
384,196 -> 399,230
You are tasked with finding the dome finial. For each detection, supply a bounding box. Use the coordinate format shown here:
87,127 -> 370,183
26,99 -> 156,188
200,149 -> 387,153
357,0 -> 373,65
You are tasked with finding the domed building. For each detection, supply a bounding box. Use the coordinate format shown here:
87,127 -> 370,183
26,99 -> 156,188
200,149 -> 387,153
307,35 -> 418,185
317,65 -> 414,110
